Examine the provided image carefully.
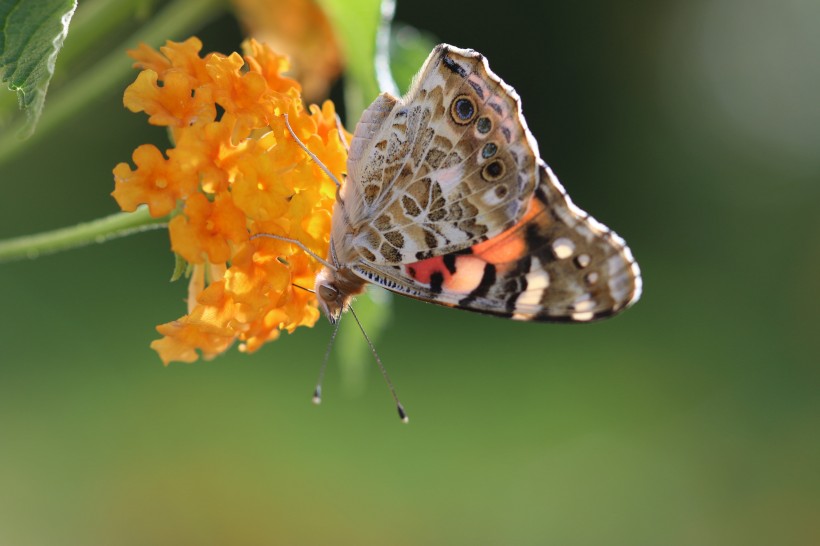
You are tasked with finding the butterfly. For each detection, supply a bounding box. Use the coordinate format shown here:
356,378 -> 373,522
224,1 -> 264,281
313,44 -> 642,325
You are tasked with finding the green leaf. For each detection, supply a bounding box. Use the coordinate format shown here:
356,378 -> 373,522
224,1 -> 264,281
170,252 -> 188,283
389,23 -> 437,95
0,0 -> 77,137
335,286 -> 393,397
316,0 -> 381,118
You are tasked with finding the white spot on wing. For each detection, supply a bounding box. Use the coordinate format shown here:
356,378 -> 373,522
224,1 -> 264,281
515,289 -> 542,308
552,237 -> 575,259
523,258 -> 549,290
524,271 -> 550,290
572,299 -> 595,313
482,187 -> 504,206
516,258 -> 549,311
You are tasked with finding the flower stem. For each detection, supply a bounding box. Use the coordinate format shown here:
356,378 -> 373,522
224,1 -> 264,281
317,0 -> 381,119
0,0 -> 227,167
0,207 -> 167,263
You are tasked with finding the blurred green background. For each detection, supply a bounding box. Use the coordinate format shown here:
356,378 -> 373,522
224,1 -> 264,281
1,0 -> 819,544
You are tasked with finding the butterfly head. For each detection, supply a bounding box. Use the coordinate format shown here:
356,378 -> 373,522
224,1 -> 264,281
315,271 -> 344,324
314,266 -> 366,324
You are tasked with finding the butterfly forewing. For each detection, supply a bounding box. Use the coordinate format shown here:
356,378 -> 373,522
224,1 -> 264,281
339,44 -> 540,266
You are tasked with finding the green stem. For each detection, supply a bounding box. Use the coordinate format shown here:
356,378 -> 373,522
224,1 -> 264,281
0,207 -> 167,263
317,0 -> 381,120
0,0 -> 227,166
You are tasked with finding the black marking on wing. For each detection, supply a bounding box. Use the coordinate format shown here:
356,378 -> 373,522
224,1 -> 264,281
443,254 -> 457,274
468,79 -> 485,100
458,263 -> 497,307
524,223 -> 547,258
504,256 -> 532,312
534,176 -> 550,203
430,271 -> 444,294
441,52 -> 467,77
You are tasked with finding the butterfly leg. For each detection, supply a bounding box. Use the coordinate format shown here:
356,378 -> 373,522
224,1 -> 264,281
250,232 -> 336,270
283,113 -> 342,189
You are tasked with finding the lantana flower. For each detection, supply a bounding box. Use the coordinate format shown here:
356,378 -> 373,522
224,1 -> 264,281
112,37 -> 347,364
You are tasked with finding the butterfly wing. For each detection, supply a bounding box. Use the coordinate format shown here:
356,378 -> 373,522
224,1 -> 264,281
340,44 -> 540,264
351,162 -> 642,321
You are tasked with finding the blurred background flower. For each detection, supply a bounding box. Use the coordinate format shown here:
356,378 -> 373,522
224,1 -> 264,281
232,0 -> 342,101
0,0 -> 818,545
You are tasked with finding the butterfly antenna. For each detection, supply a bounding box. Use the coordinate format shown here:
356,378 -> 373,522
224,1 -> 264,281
291,283 -> 315,294
312,317 -> 342,405
334,114 -> 350,153
349,306 -> 409,423
288,281 -> 339,406
283,113 -> 341,189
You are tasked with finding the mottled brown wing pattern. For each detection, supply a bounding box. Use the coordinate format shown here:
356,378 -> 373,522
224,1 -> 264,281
351,162 -> 642,321
339,44 -> 540,266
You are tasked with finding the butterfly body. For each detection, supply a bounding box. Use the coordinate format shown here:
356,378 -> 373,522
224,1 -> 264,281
314,44 -> 641,324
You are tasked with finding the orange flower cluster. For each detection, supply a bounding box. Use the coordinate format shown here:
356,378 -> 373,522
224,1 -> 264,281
112,37 -> 347,363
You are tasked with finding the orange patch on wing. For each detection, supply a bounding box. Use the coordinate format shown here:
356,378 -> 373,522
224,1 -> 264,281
443,256 -> 485,293
471,196 -> 548,264
405,256 -> 445,284
405,255 -> 487,295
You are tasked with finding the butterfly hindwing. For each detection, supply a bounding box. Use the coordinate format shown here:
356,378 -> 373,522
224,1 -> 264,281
352,162 -> 642,321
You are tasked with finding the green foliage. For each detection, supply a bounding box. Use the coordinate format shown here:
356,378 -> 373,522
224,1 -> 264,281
389,23 -> 437,94
315,0 -> 435,110
0,0 -> 77,137
316,0 -> 381,117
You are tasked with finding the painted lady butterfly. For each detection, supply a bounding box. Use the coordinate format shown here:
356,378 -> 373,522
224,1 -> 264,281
314,44 -> 642,325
